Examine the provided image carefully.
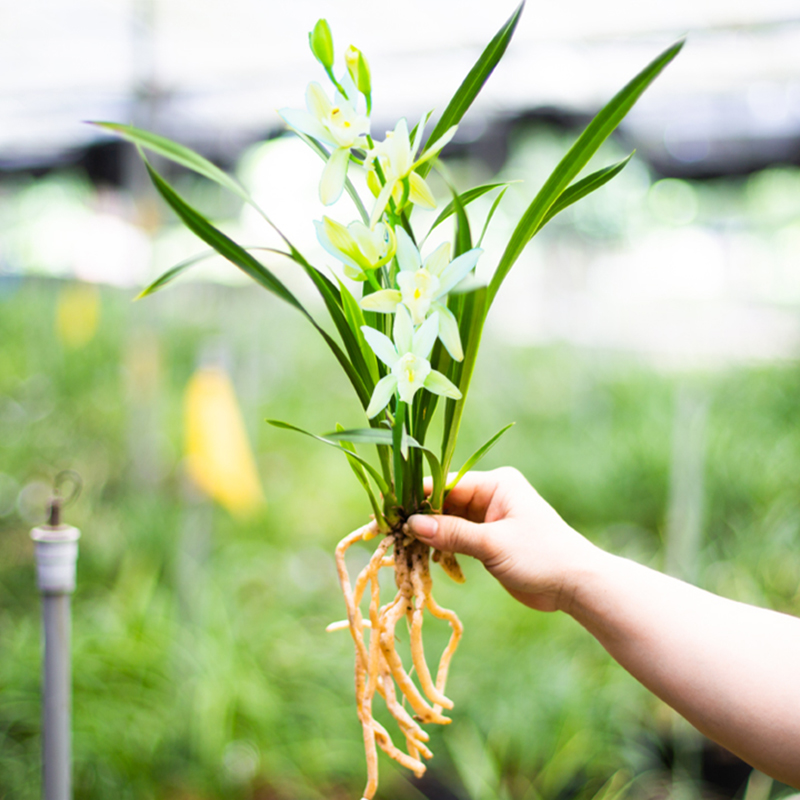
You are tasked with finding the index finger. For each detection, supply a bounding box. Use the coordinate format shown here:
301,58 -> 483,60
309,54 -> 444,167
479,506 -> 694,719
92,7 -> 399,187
423,471 -> 502,523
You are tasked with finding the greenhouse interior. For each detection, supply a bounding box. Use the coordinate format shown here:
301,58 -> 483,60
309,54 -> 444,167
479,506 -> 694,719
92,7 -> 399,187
2,1 -> 800,799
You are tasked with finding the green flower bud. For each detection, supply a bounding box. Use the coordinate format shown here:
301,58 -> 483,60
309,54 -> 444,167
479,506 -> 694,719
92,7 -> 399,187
345,45 -> 371,98
309,19 -> 334,69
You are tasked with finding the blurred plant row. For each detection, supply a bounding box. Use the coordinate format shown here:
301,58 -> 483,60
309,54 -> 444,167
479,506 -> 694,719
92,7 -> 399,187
2,270 -> 800,799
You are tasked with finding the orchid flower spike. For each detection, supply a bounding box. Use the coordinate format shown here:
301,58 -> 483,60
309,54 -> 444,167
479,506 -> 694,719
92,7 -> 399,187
359,228 -> 482,361
361,306 -> 461,418
366,117 -> 457,227
314,216 -> 396,280
279,82 -> 369,205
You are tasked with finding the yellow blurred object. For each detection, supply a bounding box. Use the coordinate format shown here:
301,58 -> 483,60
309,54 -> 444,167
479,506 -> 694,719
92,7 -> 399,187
55,282 -> 100,348
184,365 -> 265,516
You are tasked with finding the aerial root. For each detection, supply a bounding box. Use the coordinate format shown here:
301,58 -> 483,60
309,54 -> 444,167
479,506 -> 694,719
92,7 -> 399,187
333,524 -> 464,797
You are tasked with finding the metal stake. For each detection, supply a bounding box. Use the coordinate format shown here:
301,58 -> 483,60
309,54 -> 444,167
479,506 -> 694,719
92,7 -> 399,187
31,476 -> 81,800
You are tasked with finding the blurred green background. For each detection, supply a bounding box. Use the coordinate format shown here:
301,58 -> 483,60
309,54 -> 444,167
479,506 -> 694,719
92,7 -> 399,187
2,145 -> 800,800
3,0 -> 800,782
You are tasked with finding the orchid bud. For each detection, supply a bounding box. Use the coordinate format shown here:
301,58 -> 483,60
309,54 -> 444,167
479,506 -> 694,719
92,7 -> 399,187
345,45 -> 371,99
309,19 -> 334,70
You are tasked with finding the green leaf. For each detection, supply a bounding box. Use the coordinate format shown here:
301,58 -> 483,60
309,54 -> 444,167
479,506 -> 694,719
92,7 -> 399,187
424,183 -> 508,241
487,39 -> 684,308
135,246 -> 291,299
438,287 -> 488,507
144,159 -> 370,408
267,420 -> 390,498
326,427 -> 444,507
91,122 -> 245,198
337,279 -> 379,386
283,248 -> 375,396
445,422 -> 515,493
90,121 -> 288,238
533,153 -> 634,235
477,185 -> 509,247
336,424 -> 387,529
418,2 -> 524,178
450,184 -> 473,257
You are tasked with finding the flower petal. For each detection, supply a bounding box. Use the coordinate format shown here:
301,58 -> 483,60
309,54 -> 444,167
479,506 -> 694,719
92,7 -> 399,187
416,125 -> 458,167
314,218 -> 362,271
394,353 -> 431,404
408,172 -> 437,209
436,247 -> 483,297
412,313 -> 438,359
395,227 -> 421,273
361,326 -> 398,367
423,369 -> 462,400
279,108 -> 335,146
369,179 -> 396,228
411,112 -> 428,160
433,303 -> 463,361
306,82 -> 332,121
366,374 -> 397,418
392,118 -> 412,177
360,289 -> 402,313
393,305 -> 414,355
423,242 -> 451,277
319,147 -> 350,205
343,264 -> 367,280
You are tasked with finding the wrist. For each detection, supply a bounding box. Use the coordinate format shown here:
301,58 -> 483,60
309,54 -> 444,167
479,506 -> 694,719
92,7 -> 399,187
557,538 -> 613,617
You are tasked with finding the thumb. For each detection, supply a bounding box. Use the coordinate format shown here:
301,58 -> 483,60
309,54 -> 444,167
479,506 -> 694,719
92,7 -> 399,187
406,513 -> 490,561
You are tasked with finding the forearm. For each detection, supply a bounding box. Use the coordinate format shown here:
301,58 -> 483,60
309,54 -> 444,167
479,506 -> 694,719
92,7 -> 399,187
566,549 -> 800,787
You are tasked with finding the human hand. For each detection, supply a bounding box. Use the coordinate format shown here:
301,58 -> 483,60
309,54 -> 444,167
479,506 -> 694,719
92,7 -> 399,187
406,468 -> 601,612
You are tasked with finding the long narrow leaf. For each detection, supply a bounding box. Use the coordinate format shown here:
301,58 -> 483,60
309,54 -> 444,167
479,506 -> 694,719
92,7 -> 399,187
487,39 -> 684,308
445,422 -> 515,493
91,121 -> 289,238
144,160 -> 370,408
424,182 -> 508,242
145,162 -> 302,308
267,420 -> 391,497
337,279 -> 380,386
418,2 -> 524,178
336,424 -> 388,529
477,185 -> 510,247
135,246 -> 291,299
284,248 -> 375,396
438,287 -> 488,508
533,153 -> 633,235
450,184 -> 473,257
326,426 -> 443,503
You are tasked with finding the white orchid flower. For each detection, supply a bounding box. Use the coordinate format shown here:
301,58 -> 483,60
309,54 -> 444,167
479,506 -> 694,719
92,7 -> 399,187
361,307 -> 461,418
366,117 -> 457,227
314,216 -> 396,280
359,228 -> 482,361
279,81 -> 370,205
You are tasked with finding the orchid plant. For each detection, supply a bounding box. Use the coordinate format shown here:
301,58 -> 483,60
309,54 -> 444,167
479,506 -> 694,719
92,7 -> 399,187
90,5 -> 682,796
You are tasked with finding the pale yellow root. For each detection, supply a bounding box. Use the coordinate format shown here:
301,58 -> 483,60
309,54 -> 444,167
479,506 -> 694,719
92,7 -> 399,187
409,565 -> 453,709
378,660 -> 432,754
334,523 -> 463,797
379,595 -> 451,725
335,526 -> 373,667
326,619 -> 371,632
336,527 -> 391,800
372,719 -> 426,777
425,593 -> 463,715
357,570 -> 385,800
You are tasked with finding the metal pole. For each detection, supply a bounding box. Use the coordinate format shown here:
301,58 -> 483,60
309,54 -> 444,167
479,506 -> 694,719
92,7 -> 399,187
31,519 -> 80,800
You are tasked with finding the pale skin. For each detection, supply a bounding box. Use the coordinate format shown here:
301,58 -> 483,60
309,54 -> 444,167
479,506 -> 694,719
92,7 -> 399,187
406,467 -> 800,788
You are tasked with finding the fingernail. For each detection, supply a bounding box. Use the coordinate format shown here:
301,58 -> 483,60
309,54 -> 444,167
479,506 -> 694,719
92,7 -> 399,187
408,514 -> 438,540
